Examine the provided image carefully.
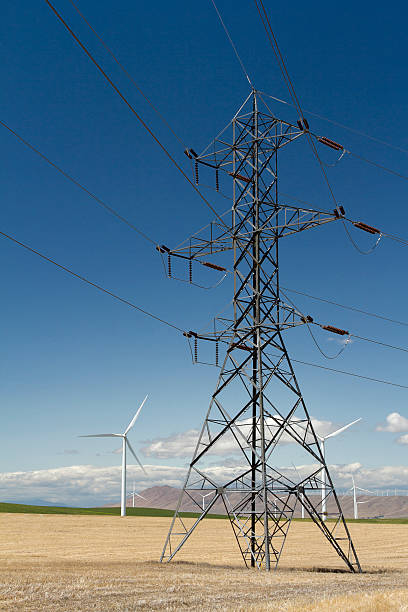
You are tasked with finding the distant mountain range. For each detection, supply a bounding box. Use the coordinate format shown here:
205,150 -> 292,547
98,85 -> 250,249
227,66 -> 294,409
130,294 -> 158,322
107,485 -> 408,519
1,498 -> 64,507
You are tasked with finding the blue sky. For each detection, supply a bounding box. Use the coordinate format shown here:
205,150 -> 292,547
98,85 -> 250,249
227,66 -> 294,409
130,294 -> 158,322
1,0 -> 408,504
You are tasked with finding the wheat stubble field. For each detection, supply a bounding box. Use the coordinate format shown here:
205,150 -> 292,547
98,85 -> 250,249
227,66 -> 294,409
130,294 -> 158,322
0,513 -> 408,611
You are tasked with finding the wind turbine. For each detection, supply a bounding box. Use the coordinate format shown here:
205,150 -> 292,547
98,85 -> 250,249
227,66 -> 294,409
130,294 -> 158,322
80,395 -> 148,517
197,491 -> 214,511
346,476 -> 373,519
128,482 -> 147,508
283,417 -> 361,521
316,418 -> 362,521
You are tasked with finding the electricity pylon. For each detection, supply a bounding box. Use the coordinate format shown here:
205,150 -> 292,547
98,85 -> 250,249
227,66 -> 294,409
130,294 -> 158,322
159,90 -> 361,572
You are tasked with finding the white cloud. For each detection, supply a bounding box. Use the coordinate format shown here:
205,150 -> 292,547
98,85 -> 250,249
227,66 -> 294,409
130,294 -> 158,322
141,417 -> 352,459
0,464 -> 187,506
1,461 -> 408,507
397,434 -> 408,445
376,412 -> 408,433
142,429 -> 199,459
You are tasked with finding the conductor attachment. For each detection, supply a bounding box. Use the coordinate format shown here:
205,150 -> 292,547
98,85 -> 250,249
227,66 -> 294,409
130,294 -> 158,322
202,261 -> 227,272
318,136 -> 343,151
353,221 -> 381,235
228,172 -> 251,184
321,325 -> 349,336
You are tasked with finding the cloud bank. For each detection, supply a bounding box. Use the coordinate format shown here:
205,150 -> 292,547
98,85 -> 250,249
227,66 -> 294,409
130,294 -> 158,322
1,460 -> 407,507
141,417 -> 355,459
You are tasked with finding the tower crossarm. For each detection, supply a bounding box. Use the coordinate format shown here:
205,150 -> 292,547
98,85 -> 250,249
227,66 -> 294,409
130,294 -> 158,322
160,204 -> 339,262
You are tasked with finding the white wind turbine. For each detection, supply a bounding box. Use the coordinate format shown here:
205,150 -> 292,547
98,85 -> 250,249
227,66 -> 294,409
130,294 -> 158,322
346,476 -> 373,519
285,417 -> 361,521
198,491 -> 214,511
316,418 -> 362,521
128,482 -> 147,508
80,395 -> 148,517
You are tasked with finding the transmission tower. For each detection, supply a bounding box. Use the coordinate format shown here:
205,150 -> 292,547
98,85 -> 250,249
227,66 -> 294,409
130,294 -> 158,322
159,90 -> 361,572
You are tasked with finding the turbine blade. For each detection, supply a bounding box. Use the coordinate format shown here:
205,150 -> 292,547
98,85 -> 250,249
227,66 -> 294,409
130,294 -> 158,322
79,434 -> 120,438
135,492 -> 147,500
281,417 -> 323,441
356,487 -> 373,494
325,418 -> 362,440
124,395 -> 148,435
126,439 -> 147,475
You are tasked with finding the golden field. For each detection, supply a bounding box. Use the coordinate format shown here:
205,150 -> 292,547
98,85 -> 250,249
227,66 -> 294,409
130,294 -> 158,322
1,513 -> 408,611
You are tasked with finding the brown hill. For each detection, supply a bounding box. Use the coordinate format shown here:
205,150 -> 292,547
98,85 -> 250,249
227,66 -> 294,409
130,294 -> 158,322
110,485 -> 408,519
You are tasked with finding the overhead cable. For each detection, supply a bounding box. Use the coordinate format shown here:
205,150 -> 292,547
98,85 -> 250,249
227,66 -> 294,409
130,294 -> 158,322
312,322 -> 408,356
280,285 -> 408,328
281,284 -> 408,357
254,6 -> 397,258
290,357 -> 408,390
68,0 -> 187,149
45,0 -> 230,234
278,284 -> 350,360
347,150 -> 408,183
347,333 -> 408,355
254,2 -> 339,210
210,0 -> 254,88
0,228 -> 184,333
283,186 -> 408,251
0,119 -> 157,245
3,225 -> 408,387
261,92 -> 408,158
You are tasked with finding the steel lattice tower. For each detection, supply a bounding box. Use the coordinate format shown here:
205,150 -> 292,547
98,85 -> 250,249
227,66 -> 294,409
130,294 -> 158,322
160,91 -> 361,572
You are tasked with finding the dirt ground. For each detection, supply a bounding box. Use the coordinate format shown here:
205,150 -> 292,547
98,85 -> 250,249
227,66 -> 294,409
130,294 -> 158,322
0,513 -> 407,610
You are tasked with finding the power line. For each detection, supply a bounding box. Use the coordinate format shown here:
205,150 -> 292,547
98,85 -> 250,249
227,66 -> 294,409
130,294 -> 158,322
261,92 -> 408,157
280,284 -> 408,359
348,333 -> 408,355
47,1 -> 408,257
0,228 -> 184,333
45,0 -> 230,235
254,1 -> 339,210
262,92 -> 408,187
254,5 -> 405,259
282,186 -> 408,250
290,357 -> 408,390
70,1 -> 229,217
68,0 -> 188,150
346,149 -> 408,183
42,2 -> 408,390
379,231 -> 408,247
0,119 -> 157,245
254,0 -> 302,119
210,0 -> 254,88
2,225 -> 407,389
280,285 -> 408,327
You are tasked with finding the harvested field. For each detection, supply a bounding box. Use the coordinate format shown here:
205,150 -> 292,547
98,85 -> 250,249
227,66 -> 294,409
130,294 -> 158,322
0,513 -> 407,610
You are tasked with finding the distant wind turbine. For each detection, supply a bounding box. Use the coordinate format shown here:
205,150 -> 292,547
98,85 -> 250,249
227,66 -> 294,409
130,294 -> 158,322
80,395 -> 148,517
286,417 -> 361,521
345,476 -> 373,519
128,482 -> 147,508
198,491 -> 214,511
316,418 -> 362,521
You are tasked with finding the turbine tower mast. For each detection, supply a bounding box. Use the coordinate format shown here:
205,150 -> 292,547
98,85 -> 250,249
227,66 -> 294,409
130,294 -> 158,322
159,90 -> 361,572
